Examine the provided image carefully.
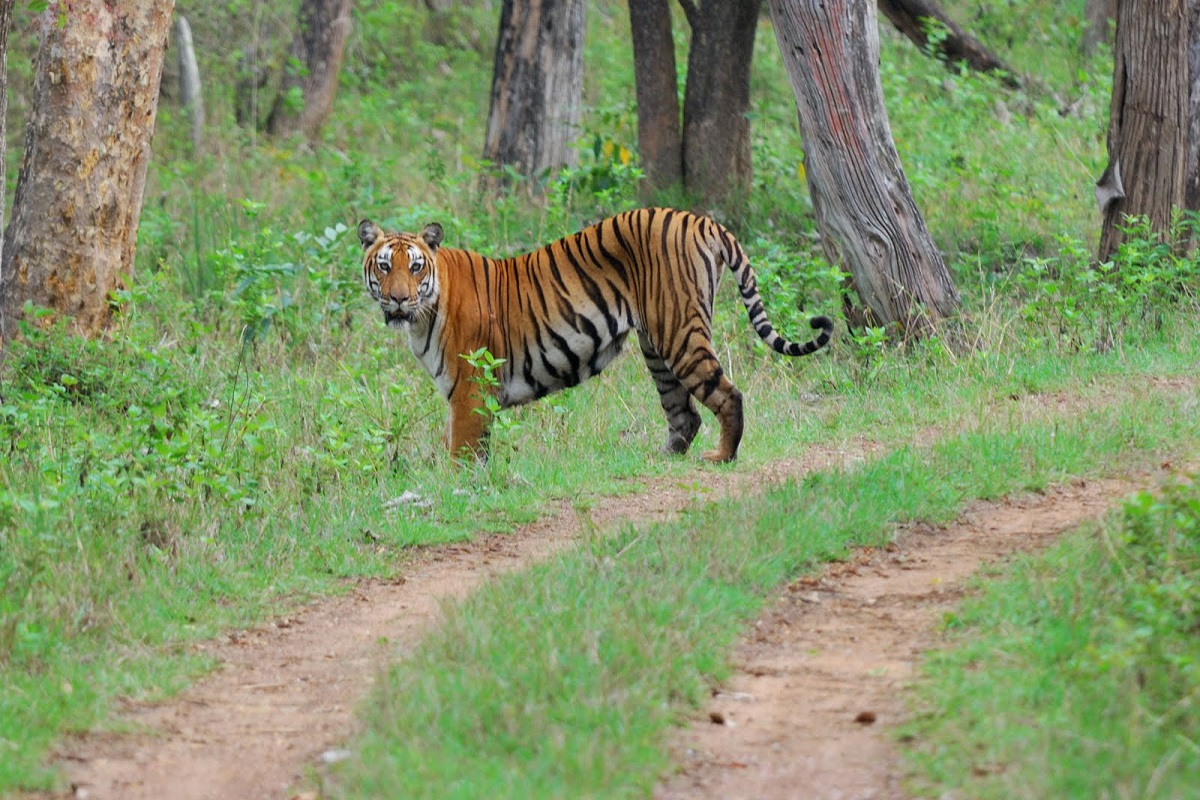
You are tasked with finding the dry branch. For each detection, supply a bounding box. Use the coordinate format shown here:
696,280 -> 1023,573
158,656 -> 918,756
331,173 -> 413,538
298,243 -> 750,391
877,0 -> 1022,88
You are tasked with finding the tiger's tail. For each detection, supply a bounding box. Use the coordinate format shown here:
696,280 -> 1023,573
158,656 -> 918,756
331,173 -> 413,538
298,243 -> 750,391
716,231 -> 834,357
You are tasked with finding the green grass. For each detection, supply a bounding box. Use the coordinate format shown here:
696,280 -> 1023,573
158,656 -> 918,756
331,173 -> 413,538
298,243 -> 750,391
904,476 -> 1200,799
3,309 -> 1197,793
2,0 -> 1196,793
326,366 -> 1200,799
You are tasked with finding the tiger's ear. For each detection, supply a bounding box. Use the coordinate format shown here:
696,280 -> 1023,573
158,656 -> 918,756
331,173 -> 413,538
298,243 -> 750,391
358,219 -> 380,249
421,223 -> 444,253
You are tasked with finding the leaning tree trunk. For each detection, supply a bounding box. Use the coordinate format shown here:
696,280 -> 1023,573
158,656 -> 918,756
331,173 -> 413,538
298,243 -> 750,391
876,0 -> 1021,88
629,0 -> 682,198
1096,0 -> 1200,260
0,0 -> 174,341
482,0 -> 586,193
680,0 -> 760,206
266,0 -> 352,140
767,0 -> 960,334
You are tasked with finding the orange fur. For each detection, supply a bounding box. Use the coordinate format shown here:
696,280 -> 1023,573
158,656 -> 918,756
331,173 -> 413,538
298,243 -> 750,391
358,209 -> 832,462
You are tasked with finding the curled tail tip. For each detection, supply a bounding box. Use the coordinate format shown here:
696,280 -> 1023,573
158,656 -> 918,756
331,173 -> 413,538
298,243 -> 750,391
777,315 -> 834,357
811,315 -> 834,347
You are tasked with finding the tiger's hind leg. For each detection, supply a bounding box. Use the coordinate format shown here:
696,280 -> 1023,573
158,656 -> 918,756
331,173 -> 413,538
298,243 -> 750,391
659,336 -> 744,463
637,332 -> 701,455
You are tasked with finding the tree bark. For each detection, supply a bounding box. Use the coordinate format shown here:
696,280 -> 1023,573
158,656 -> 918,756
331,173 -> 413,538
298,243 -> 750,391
266,0 -> 353,140
876,0 -> 1021,88
0,0 -> 11,278
680,0 -> 760,206
175,15 -> 204,153
628,0 -> 682,198
767,0 -> 960,333
482,0 -> 586,193
1097,0 -> 1200,260
1187,2 -> 1200,216
0,0 -> 174,341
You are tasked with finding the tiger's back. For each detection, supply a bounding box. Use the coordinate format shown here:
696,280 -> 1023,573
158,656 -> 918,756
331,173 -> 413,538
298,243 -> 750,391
358,208 -> 832,461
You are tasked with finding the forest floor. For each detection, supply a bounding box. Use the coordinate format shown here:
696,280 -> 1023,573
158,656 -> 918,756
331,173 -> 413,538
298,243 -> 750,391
37,424 -> 1165,800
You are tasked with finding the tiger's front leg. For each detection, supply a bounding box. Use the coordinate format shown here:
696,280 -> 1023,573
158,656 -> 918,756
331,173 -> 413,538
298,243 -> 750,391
445,390 -> 490,461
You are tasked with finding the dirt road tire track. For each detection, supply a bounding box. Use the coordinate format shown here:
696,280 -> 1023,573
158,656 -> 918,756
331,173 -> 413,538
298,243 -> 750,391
654,476 -> 1156,800
47,445 -> 868,800
39,451 -> 1172,799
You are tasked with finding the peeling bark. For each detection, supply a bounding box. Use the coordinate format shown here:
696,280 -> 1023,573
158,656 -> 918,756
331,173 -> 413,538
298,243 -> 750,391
767,0 -> 959,334
482,0 -> 586,193
1097,0 -> 1200,260
0,0 -> 174,341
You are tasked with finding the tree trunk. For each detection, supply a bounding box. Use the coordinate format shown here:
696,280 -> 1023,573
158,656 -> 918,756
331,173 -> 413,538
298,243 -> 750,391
175,15 -> 204,153
1082,0 -> 1116,56
234,15 -> 288,134
0,0 -> 174,341
679,0 -> 760,206
628,0 -> 682,198
0,0 -> 11,279
876,0 -> 1021,88
482,0 -> 586,193
767,0 -> 960,334
266,0 -> 353,140
1187,3 -> 1200,216
1097,0 -> 1200,260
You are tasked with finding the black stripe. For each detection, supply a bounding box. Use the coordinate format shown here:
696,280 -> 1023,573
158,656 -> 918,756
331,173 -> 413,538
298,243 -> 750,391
545,327 -> 582,384
591,220 -> 629,283
560,235 -> 620,339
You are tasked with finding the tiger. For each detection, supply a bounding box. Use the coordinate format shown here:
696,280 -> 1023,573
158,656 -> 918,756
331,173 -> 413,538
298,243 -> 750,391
357,207 -> 832,462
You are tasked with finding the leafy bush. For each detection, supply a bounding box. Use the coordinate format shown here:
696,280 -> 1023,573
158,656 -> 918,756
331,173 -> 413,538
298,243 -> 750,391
1103,479 -> 1200,695
1012,216 -> 1200,351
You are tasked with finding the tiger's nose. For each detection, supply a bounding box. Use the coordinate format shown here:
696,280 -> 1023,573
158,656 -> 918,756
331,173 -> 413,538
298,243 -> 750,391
383,288 -> 410,310
382,295 -> 413,323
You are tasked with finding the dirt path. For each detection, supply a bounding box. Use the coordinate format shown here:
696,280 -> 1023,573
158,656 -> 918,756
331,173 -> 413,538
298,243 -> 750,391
43,441 -> 1169,799
654,476 -> 1149,800
51,444 -> 874,800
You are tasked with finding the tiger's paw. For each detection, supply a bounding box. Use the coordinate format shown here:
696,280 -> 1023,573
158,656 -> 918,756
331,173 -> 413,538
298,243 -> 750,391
660,435 -> 692,456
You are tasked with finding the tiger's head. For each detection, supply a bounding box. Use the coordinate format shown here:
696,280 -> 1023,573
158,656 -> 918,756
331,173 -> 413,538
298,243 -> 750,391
357,219 -> 444,329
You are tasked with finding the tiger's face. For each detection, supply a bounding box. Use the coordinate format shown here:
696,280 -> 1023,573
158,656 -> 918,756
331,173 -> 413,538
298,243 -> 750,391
357,219 -> 444,328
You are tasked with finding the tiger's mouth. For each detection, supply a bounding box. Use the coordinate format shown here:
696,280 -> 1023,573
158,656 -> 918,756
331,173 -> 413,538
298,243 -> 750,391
384,307 -> 412,326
